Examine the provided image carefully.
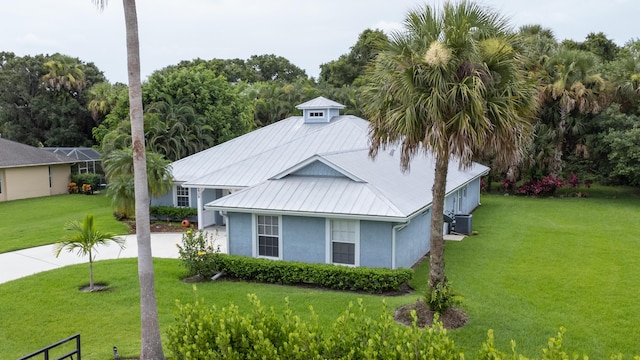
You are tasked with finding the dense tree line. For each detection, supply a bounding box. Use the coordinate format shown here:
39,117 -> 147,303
0,26 -> 638,186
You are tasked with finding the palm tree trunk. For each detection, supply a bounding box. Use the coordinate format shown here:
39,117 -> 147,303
89,260 -> 94,291
123,0 -> 164,358
429,150 -> 449,289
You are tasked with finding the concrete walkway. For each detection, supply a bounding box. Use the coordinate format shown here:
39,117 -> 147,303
0,227 -> 227,285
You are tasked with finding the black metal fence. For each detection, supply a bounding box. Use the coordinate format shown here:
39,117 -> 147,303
18,334 -> 80,360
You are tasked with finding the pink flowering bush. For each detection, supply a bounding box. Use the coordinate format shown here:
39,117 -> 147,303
516,176 -> 565,197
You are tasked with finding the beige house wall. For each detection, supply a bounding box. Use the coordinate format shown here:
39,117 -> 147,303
49,164 -> 71,195
1,164 -> 71,202
0,169 -> 6,202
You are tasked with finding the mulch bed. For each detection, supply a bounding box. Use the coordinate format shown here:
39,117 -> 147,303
393,300 -> 468,329
125,220 -> 192,234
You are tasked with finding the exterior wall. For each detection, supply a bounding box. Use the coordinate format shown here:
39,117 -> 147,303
211,189 -> 223,225
0,169 -> 6,202
3,165 -> 69,201
395,210 -> 431,269
151,191 -> 173,206
360,220 -> 393,268
463,178 -> 481,214
282,216 -> 325,264
49,165 -> 71,195
227,212 -> 253,256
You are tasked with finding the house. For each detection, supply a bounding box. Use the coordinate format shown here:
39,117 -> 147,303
0,138 -> 76,202
154,97 -> 488,269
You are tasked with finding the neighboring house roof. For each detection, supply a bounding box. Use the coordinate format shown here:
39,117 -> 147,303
207,149 -> 489,221
41,147 -> 101,162
0,138 -> 76,168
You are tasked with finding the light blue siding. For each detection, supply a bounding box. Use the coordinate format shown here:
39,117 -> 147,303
228,212 -> 252,256
282,216 -> 325,264
395,210 -> 431,269
293,161 -> 344,177
360,221 -> 393,268
463,178 -> 481,214
151,192 -> 173,206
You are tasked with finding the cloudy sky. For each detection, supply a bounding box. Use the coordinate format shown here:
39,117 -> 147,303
2,0 -> 637,84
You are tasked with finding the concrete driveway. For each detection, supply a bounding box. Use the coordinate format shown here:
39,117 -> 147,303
0,227 -> 227,285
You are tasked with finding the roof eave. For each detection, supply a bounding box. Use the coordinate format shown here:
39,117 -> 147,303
206,205 -> 409,222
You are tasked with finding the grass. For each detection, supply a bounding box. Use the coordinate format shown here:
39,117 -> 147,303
0,194 -> 129,253
1,186 -> 639,359
443,185 -> 640,358
0,258 -> 414,359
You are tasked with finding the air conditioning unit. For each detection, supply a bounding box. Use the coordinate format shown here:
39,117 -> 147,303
454,214 -> 472,235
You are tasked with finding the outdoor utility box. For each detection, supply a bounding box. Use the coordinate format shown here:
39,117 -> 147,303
455,214 -> 472,235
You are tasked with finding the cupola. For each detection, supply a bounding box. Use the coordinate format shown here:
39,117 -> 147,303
296,96 -> 345,124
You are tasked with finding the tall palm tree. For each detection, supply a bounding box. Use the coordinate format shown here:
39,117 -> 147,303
362,1 -> 538,291
542,49 -> 606,176
91,0 -> 165,357
55,214 -> 125,291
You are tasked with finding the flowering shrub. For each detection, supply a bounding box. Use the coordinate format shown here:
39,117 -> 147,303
81,183 -> 93,195
568,173 -> 580,188
516,176 -> 565,197
501,178 -> 515,192
176,229 -> 221,277
68,182 -> 79,194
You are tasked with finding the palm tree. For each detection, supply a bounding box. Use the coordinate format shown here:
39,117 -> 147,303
362,1 -> 538,291
41,54 -> 86,93
145,97 -> 215,161
54,214 -> 125,291
542,49 -> 606,176
91,0 -> 165,357
103,147 -> 174,219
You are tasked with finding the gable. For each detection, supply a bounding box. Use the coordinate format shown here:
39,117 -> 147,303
291,161 -> 345,178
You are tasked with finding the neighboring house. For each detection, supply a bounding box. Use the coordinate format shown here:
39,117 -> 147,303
0,138 -> 76,202
154,97 -> 489,269
42,147 -> 102,174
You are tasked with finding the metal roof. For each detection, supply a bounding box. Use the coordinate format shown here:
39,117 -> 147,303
207,149 -> 489,220
295,96 -> 345,110
181,115 -> 370,188
0,138 -> 76,168
41,147 -> 101,161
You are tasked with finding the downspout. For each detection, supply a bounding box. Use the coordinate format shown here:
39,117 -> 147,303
197,188 -> 204,230
391,220 -> 410,270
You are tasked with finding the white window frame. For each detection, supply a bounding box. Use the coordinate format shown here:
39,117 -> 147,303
253,214 -> 282,260
326,219 -> 360,266
308,111 -> 325,118
175,185 -> 191,207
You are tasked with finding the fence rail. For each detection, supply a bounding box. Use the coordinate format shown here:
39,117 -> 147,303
18,334 -> 80,360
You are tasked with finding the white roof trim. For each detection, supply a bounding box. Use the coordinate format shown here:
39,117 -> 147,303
206,205 -> 409,222
295,96 -> 346,110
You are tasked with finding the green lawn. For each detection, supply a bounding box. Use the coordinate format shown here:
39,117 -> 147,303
0,194 -> 129,253
1,186 -> 639,359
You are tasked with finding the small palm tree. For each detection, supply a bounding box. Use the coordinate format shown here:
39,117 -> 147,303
54,214 -> 125,291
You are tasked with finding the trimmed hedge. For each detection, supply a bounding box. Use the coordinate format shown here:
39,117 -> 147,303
198,253 -> 412,294
150,205 -> 197,221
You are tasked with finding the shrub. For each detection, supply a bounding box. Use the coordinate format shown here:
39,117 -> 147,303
176,229 -> 221,277
150,205 -> 197,221
177,233 -> 413,293
166,293 -> 460,360
70,173 -> 102,192
425,280 -> 459,313
516,176 -> 565,197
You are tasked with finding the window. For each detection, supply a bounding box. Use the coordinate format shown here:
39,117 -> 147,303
329,219 -> 359,266
309,111 -> 324,117
48,166 -> 52,188
257,215 -> 279,258
176,186 -> 190,207
0,170 -> 3,194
